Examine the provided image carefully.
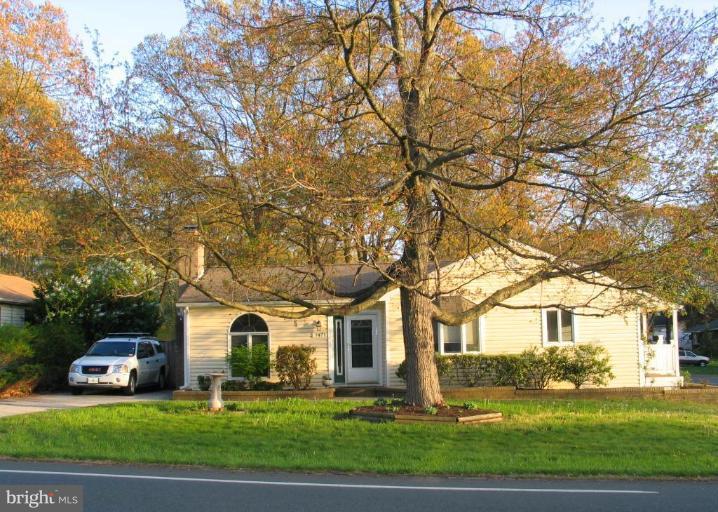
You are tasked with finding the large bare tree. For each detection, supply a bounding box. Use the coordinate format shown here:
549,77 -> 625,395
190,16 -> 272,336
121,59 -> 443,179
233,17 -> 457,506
82,0 -> 718,406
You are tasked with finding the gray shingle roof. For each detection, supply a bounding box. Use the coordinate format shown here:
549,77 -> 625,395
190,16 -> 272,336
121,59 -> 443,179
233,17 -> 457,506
0,274 -> 36,305
178,264 -> 389,304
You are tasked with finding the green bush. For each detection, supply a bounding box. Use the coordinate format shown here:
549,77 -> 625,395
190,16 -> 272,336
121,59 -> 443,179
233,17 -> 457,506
489,354 -> 526,387
562,344 -> 614,389
517,346 -> 568,389
0,325 -> 41,395
0,325 -> 34,367
274,345 -> 317,390
228,343 -> 270,388
395,346 -> 615,390
29,320 -> 85,390
197,375 -> 211,391
396,354 -> 451,383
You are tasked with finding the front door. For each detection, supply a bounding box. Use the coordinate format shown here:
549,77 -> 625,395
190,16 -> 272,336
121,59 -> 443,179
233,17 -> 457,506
345,315 -> 379,384
646,333 -> 675,374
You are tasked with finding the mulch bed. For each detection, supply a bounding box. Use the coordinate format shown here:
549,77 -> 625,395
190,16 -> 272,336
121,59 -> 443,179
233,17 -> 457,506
353,404 -> 489,417
350,404 -> 503,424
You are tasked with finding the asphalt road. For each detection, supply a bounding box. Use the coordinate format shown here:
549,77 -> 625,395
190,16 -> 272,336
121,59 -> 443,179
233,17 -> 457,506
0,460 -> 715,512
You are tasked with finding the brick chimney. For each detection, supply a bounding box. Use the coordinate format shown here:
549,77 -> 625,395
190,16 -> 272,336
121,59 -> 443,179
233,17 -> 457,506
179,225 -> 205,281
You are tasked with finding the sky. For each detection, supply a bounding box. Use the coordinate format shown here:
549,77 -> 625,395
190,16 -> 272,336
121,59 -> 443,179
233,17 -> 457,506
47,0 -> 717,69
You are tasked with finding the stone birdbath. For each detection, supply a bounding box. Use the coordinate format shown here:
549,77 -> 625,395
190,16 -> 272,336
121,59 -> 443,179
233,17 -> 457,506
208,372 -> 225,412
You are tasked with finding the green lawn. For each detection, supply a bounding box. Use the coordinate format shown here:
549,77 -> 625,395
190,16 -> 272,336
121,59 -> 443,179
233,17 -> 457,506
683,360 -> 718,376
0,399 -> 716,477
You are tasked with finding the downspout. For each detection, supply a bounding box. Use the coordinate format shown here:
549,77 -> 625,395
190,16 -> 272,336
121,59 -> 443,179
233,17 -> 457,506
182,306 -> 191,389
637,308 -> 646,387
673,308 -> 682,385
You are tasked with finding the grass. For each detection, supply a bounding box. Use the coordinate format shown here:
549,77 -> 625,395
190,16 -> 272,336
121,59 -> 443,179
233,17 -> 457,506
0,399 -> 716,478
683,360 -> 718,376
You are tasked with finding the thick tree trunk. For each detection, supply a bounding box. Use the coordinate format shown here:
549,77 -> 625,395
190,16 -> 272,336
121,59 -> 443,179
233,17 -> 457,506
401,286 -> 443,406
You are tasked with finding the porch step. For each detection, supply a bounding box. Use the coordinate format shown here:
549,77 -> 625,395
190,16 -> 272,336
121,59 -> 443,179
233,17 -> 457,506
645,374 -> 683,388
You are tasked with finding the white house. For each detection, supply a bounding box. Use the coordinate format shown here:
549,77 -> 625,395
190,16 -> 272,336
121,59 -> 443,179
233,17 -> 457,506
0,274 -> 35,327
176,242 -> 682,390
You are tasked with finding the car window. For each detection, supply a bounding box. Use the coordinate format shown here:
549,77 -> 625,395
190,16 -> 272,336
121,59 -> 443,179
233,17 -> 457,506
138,342 -> 154,359
86,341 -> 136,357
153,342 -> 164,354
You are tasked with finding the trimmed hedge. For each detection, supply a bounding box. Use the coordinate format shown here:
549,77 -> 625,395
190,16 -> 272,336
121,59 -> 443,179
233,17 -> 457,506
397,345 -> 614,389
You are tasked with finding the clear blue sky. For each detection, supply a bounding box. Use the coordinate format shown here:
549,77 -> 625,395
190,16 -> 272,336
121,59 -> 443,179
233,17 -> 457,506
46,0 -> 716,66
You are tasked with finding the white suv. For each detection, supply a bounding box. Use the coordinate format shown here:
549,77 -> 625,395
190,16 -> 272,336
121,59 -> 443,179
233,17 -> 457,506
68,334 -> 168,395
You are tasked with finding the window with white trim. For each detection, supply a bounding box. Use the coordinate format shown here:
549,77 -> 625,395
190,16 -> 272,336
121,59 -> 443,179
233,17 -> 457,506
434,317 -> 483,354
543,308 -> 575,344
229,314 -> 269,378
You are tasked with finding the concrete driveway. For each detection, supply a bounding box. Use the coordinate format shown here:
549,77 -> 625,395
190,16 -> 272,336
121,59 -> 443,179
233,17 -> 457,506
0,389 -> 172,418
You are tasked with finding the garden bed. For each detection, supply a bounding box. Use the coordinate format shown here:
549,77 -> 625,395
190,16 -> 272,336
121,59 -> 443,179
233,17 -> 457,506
172,387 -> 335,401
350,404 -> 503,424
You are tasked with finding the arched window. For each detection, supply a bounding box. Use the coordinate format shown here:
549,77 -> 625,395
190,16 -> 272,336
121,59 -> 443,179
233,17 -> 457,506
229,314 -> 270,378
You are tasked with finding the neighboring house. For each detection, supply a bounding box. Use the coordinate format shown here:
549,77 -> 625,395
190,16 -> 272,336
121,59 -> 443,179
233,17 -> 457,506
684,319 -> 718,351
0,273 -> 36,327
176,241 -> 683,390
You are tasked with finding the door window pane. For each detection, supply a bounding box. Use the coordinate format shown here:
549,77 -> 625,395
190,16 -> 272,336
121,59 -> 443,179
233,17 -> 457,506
546,310 -> 559,342
560,310 -> 573,342
350,319 -> 373,368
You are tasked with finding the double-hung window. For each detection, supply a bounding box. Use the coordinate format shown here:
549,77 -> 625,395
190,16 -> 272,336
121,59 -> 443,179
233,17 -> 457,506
543,308 -> 575,344
434,317 -> 483,354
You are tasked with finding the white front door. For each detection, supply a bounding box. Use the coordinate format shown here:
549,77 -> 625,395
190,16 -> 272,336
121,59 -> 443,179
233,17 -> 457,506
646,334 -> 676,374
345,315 -> 379,384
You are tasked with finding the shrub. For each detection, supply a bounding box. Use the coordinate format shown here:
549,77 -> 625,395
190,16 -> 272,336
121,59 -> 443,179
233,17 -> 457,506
562,344 -> 614,389
228,343 -> 271,388
489,354 -> 527,387
0,364 -> 43,397
197,375 -> 211,391
0,325 -> 34,367
518,346 -> 568,389
444,354 -> 490,387
0,325 -> 38,396
251,380 -> 283,391
221,379 -> 246,391
396,354 -> 451,383
29,320 -> 85,390
0,322 -> 84,393
274,345 -> 317,390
